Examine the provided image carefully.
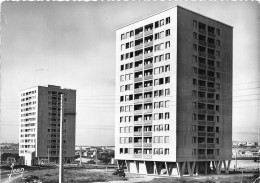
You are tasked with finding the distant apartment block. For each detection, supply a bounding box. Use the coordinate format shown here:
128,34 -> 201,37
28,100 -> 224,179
115,6 -> 232,176
19,85 -> 76,165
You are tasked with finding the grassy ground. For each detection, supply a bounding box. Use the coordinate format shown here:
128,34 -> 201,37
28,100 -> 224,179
13,166 -> 127,183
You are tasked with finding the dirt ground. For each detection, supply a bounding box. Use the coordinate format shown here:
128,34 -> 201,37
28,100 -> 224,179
2,164 -> 260,183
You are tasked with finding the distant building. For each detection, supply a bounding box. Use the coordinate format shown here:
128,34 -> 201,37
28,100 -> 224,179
19,85 -> 76,165
115,6 -> 232,176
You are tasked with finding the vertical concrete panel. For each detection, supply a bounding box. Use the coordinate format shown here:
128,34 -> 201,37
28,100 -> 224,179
139,161 -> 147,174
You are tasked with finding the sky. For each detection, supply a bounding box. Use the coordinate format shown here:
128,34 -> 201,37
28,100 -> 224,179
0,1 -> 259,146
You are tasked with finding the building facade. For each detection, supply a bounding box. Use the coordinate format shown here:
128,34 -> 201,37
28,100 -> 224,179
19,85 -> 76,165
115,6 -> 232,176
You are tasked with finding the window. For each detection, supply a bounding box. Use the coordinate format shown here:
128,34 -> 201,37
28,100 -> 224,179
121,34 -> 125,40
165,100 -> 170,108
192,137 -> 197,144
165,136 -> 169,143
130,31 -> 134,37
121,44 -> 124,51
216,29 -> 220,35
193,55 -> 197,63
165,65 -> 170,72
165,124 -> 169,131
193,32 -> 197,39
154,113 -> 159,120
216,40 -> 220,46
120,137 -> 124,144
216,138 -> 219,144
159,136 -> 163,143
165,148 -> 169,155
193,44 -> 197,51
165,53 -> 170,60
192,113 -> 197,120
154,67 -> 159,75
192,125 -> 196,132
165,112 -> 170,119
165,77 -> 170,84
154,79 -> 159,86
160,19 -> 164,26
166,17 -> 170,24
165,89 -> 170,96
120,127 -> 124,133
154,136 -> 159,143
120,65 -> 124,71
192,149 -> 197,155
166,29 -> 170,37
193,79 -> 197,86
165,41 -> 170,49
193,20 -> 197,28
154,148 -> 159,154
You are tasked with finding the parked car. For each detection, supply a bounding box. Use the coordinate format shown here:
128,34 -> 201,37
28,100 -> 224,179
112,168 -> 126,177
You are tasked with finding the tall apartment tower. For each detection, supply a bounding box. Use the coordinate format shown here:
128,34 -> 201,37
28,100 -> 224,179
19,85 -> 76,165
115,6 -> 232,176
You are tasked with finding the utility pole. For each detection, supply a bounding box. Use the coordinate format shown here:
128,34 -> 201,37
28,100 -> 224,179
59,94 -> 63,183
79,146 -> 82,166
48,148 -> 50,164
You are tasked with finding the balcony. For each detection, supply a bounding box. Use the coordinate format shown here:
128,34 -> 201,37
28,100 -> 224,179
198,132 -> 206,136
207,122 -> 215,126
199,29 -> 207,35
207,43 -> 216,49
134,88 -> 143,93
207,155 -> 215,159
134,66 -> 143,71
199,40 -> 206,46
208,54 -> 215,60
144,75 -> 153,81
198,63 -> 207,69
143,131 -> 152,136
207,99 -> 215,104
143,143 -> 152,147
144,86 -> 153,92
198,155 -> 206,159
207,110 -> 215,115
207,143 -> 215,148
144,97 -> 153,103
134,142 -> 142,147
135,32 -> 143,39
134,131 -> 142,136
134,154 -> 142,158
144,41 -> 153,47
134,77 -> 143,82
143,109 -> 152,114
144,52 -> 153,59
134,98 -> 143,104
207,132 -> 215,137
134,121 -> 142,125
143,120 -> 152,125
198,120 -> 206,125
198,143 -> 206,148
144,29 -> 153,36
144,63 -> 153,69
198,75 -> 206,80
135,54 -> 143,61
198,86 -> 206,91
207,87 -> 215,92
199,52 -> 206,57
207,76 -> 215,82
208,32 -> 216,38
135,44 -> 143,50
143,154 -> 152,159
198,109 -> 206,114
134,109 -> 142,115
198,98 -> 206,103
207,65 -> 215,71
